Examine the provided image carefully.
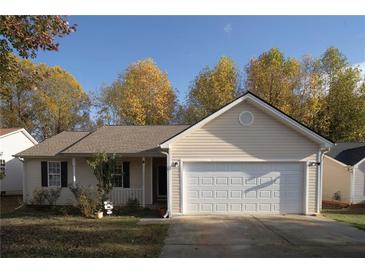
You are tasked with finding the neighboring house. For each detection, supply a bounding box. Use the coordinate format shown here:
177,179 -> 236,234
0,128 -> 38,195
16,92 -> 334,215
323,143 -> 365,204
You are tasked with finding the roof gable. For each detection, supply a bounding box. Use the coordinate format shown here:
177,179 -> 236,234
0,128 -> 21,136
160,92 -> 334,148
334,145 -> 365,166
0,128 -> 38,144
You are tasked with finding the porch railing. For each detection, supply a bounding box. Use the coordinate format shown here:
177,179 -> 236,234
109,188 -> 143,206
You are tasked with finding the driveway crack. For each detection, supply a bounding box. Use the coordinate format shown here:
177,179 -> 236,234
251,215 -> 296,246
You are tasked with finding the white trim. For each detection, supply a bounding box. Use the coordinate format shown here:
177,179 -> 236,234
304,161 -> 309,215
142,157 -> 145,207
161,149 -> 172,217
315,150 -> 326,214
319,151 -> 325,212
179,160 -> 184,214
0,128 -> 38,144
354,157 -> 365,168
72,158 -> 76,187
350,167 -> 355,204
180,159 -> 307,215
324,154 -> 350,168
22,159 -> 27,203
316,151 -> 321,214
150,157 -> 153,205
160,93 -> 333,148
179,158 -> 308,163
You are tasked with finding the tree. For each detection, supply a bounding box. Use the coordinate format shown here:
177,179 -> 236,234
0,16 -> 75,82
0,56 -> 91,140
319,48 -> 365,141
87,153 -> 118,205
98,59 -> 176,125
245,47 -> 365,142
245,48 -> 301,115
295,55 -> 328,134
0,56 -> 40,133
182,56 -> 239,123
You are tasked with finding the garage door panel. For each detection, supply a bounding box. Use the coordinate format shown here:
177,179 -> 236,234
184,162 -> 304,214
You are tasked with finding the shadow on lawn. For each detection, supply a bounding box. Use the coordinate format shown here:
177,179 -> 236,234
1,207 -> 167,258
1,205 -> 161,219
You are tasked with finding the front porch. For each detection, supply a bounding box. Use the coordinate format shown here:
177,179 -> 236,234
104,157 -> 167,208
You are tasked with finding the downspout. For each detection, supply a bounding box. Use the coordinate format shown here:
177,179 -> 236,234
317,147 -> 329,214
350,166 -> 355,205
161,149 -> 171,218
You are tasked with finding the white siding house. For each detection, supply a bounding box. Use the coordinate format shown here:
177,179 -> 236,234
323,143 -> 365,205
17,92 -> 334,216
0,128 -> 38,195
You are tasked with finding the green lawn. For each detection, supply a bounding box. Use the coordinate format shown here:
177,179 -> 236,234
0,204 -> 168,258
322,209 -> 365,231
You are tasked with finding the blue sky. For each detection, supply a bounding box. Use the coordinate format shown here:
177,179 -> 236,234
33,16 -> 365,102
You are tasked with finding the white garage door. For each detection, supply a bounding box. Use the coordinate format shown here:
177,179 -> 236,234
183,162 -> 304,214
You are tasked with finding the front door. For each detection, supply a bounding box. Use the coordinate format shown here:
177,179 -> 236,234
157,165 -> 167,198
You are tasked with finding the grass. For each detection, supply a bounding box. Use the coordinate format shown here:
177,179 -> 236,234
322,208 -> 365,231
0,198 -> 169,258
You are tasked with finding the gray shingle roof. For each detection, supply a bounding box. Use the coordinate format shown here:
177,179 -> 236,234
335,146 -> 365,166
327,142 -> 365,166
61,125 -> 189,156
16,131 -> 90,157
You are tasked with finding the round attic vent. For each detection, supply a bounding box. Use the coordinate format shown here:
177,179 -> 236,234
239,111 -> 254,126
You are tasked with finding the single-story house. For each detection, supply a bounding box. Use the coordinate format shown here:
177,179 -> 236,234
323,143 -> 365,204
0,128 -> 38,195
16,92 -> 334,216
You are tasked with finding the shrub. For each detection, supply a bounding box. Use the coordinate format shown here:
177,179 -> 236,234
69,184 -> 101,218
126,198 -> 140,209
31,188 -> 48,205
31,188 -> 61,206
45,188 -> 62,205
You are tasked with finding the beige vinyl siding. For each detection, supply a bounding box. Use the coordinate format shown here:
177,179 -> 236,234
23,157 -> 152,206
353,161 -> 365,204
170,100 -> 320,214
322,156 -> 352,203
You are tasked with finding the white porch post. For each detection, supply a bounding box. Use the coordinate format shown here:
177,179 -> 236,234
142,157 -> 145,207
72,158 -> 76,187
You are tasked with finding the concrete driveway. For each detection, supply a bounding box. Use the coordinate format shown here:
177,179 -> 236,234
160,215 -> 365,257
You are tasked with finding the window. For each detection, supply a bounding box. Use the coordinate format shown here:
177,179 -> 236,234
111,161 -> 130,188
48,161 -> 61,187
0,159 -> 5,177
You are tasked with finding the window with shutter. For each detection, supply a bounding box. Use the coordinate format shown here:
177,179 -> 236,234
111,160 -> 130,188
48,161 -> 61,187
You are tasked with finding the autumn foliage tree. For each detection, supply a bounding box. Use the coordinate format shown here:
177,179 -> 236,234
98,59 -> 176,125
245,47 -> 365,142
0,56 -> 91,140
246,48 -> 301,115
181,56 -> 239,123
0,16 -> 76,84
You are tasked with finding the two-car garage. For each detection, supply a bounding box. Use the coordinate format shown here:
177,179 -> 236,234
183,162 -> 305,214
